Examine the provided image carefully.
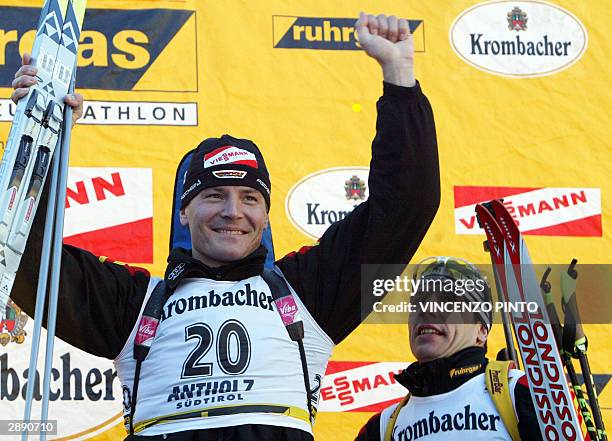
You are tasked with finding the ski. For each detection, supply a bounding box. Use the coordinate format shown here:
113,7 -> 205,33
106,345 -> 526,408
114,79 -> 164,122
0,0 -> 86,320
0,0 -> 68,245
475,200 -> 583,441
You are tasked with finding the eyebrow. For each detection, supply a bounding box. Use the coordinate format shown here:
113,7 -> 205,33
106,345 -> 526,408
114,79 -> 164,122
205,187 -> 260,196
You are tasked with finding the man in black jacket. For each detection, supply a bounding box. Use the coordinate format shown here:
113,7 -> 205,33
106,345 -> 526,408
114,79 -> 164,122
10,12 -> 440,441
355,257 -> 543,441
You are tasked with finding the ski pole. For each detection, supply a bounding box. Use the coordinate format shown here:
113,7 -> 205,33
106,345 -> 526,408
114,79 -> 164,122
561,259 -> 607,441
39,75 -> 76,441
540,268 -> 598,441
20,106 -> 63,441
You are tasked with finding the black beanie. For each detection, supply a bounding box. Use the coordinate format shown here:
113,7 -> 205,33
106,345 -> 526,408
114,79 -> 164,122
180,134 -> 271,210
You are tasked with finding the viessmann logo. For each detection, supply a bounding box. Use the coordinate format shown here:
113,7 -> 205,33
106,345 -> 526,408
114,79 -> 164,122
319,361 -> 407,412
0,7 -> 196,91
273,16 -> 425,52
450,1 -> 588,77
454,186 -> 602,237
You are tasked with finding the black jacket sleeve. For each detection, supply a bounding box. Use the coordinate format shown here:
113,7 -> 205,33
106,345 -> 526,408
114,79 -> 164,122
515,376 -> 544,441
354,413 -> 382,441
277,81 -> 440,344
10,187 -> 151,359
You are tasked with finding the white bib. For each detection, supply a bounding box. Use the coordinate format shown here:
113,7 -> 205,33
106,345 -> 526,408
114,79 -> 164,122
380,372 -> 522,441
114,274 -> 333,436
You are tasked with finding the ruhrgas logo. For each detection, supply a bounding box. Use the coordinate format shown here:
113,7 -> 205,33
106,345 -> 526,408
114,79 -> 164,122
454,186 -> 602,237
450,1 -> 587,77
63,167 -> 153,262
273,16 -> 425,52
0,7 -> 197,91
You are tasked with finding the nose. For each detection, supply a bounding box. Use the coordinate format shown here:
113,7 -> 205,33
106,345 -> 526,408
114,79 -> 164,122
220,194 -> 243,219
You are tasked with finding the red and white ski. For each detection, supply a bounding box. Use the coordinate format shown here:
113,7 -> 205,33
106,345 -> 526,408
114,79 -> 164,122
476,200 -> 583,441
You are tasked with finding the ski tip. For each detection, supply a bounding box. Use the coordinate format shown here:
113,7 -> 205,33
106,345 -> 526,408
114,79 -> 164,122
59,0 -> 70,19
71,0 -> 88,29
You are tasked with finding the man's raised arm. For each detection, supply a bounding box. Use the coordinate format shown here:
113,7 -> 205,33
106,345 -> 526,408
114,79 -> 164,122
277,12 -> 441,344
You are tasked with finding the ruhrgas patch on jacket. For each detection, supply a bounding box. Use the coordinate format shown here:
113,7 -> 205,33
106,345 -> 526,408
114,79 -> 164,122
449,364 -> 482,379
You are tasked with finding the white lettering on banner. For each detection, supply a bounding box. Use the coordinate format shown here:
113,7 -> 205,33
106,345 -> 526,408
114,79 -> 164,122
454,188 -> 601,235
0,99 -> 197,125
64,168 -> 153,237
319,362 -> 406,412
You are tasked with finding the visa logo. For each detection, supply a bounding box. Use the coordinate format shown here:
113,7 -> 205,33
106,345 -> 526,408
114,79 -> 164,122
273,16 -> 425,51
0,7 -> 195,91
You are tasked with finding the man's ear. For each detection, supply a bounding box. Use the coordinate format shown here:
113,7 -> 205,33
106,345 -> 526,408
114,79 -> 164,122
476,323 -> 488,346
179,208 -> 189,227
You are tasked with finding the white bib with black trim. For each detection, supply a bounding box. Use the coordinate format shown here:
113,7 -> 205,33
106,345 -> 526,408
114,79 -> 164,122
380,373 -> 522,441
114,274 -> 333,436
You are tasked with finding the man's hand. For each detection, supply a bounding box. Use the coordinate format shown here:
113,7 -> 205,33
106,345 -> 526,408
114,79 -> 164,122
11,52 -> 84,126
355,12 -> 415,87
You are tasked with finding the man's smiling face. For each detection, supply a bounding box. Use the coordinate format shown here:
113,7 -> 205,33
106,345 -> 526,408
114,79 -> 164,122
180,186 -> 268,267
408,292 -> 487,363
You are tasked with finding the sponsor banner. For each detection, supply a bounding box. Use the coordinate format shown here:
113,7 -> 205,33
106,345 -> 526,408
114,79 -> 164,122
64,167 -> 153,262
0,7 -> 197,91
0,99 -> 197,125
285,167 -> 369,239
320,361 -> 406,412
273,16 -> 425,52
0,311 -> 123,440
450,0 -> 588,77
454,186 -> 602,236
318,360 -> 610,413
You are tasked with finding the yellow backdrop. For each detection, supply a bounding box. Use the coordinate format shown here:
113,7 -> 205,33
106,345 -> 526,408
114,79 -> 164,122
0,0 -> 609,439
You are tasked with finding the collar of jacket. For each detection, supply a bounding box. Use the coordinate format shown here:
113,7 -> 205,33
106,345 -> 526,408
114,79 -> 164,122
395,347 -> 488,397
164,246 -> 267,289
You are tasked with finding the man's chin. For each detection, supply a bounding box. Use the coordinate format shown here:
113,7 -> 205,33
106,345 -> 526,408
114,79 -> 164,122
412,344 -> 445,363
208,244 -> 257,263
